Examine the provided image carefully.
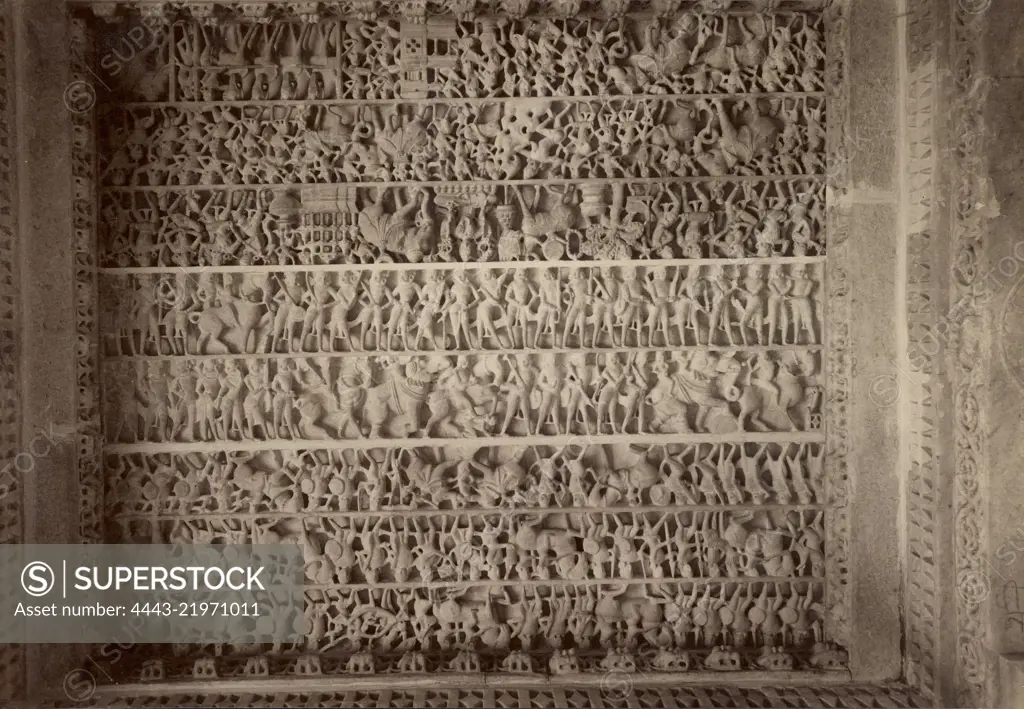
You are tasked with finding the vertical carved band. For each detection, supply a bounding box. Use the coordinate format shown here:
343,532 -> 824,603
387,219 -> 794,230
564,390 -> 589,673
903,0 -> 942,699
71,18 -> 104,543
949,0 -> 993,704
822,0 -> 850,649
0,0 -> 23,701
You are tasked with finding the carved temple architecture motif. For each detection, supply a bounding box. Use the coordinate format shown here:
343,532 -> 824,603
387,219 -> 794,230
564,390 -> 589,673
77,0 -> 854,692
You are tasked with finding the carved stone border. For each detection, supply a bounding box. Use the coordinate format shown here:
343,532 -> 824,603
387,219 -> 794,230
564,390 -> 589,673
0,0 -> 24,702
822,0 -> 851,652
72,0 -> 829,21
58,682 -> 930,708
901,0 -> 948,701
947,0 -> 994,705
71,17 -> 104,544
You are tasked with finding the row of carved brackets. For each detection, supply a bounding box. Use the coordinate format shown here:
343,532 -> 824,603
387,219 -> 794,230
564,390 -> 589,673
130,640 -> 848,682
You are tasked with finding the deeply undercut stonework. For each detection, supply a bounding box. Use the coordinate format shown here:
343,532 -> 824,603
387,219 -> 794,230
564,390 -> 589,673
3,0 -> 1010,706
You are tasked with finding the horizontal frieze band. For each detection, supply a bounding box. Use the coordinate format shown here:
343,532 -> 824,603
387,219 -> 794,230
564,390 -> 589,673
103,349 -> 825,443
100,176 -> 825,191
111,505 -> 827,582
100,180 -> 826,267
99,97 -> 823,186
102,257 -> 826,273
101,261 -> 824,356
105,440 -> 829,516
73,1 -> 829,12
103,346 -> 825,362
105,432 -> 827,454
113,93 -> 827,109
111,505 -> 829,520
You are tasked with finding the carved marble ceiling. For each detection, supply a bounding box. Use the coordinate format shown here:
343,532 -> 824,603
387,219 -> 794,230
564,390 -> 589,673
69,0 -> 853,686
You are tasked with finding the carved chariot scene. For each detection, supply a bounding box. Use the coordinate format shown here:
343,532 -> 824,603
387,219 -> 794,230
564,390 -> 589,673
87,0 -> 847,685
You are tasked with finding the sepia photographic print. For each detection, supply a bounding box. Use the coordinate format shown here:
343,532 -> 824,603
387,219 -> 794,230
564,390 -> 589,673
0,0 -> 1019,707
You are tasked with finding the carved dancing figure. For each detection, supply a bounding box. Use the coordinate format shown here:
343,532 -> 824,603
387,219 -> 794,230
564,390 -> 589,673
735,264 -> 767,345
385,272 -> 420,350
413,270 -> 447,349
475,270 -> 511,348
672,265 -> 705,345
643,266 -> 674,347
534,270 -> 561,347
504,269 -> 534,349
443,270 -> 476,349
270,359 -> 299,439
786,264 -> 816,344
327,271 -> 360,350
705,264 -> 736,345
532,355 -> 563,435
766,264 -> 790,345
561,270 -> 591,348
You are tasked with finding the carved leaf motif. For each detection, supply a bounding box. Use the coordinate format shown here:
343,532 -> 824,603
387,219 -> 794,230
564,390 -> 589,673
376,124 -> 428,162
407,461 -> 446,497
358,210 -> 406,251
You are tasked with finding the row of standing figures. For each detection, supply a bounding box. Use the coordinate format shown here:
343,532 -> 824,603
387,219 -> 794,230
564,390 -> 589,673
108,264 -> 821,357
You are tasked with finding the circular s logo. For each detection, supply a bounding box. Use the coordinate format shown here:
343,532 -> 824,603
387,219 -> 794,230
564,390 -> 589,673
21,561 -> 55,597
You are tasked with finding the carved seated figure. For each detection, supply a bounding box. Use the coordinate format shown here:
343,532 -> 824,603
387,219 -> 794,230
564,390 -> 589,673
549,648 -> 580,674
599,647 -> 637,673
447,650 -> 481,673
397,651 -> 427,673
650,648 -> 692,672
755,645 -> 794,671
501,650 -> 535,673
347,652 -> 376,674
809,641 -> 849,670
704,646 -> 742,671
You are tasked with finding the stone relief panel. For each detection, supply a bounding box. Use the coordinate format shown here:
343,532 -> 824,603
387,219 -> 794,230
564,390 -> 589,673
98,182 -> 825,266
98,97 -> 824,185
101,13 -> 825,103
104,443 -> 827,516
101,351 -> 824,444
98,263 -> 824,355
84,0 -> 844,683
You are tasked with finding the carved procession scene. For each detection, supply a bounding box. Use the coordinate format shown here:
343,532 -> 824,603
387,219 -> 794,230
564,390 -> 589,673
103,350 -> 824,443
99,263 -> 823,356
91,0 -> 843,683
